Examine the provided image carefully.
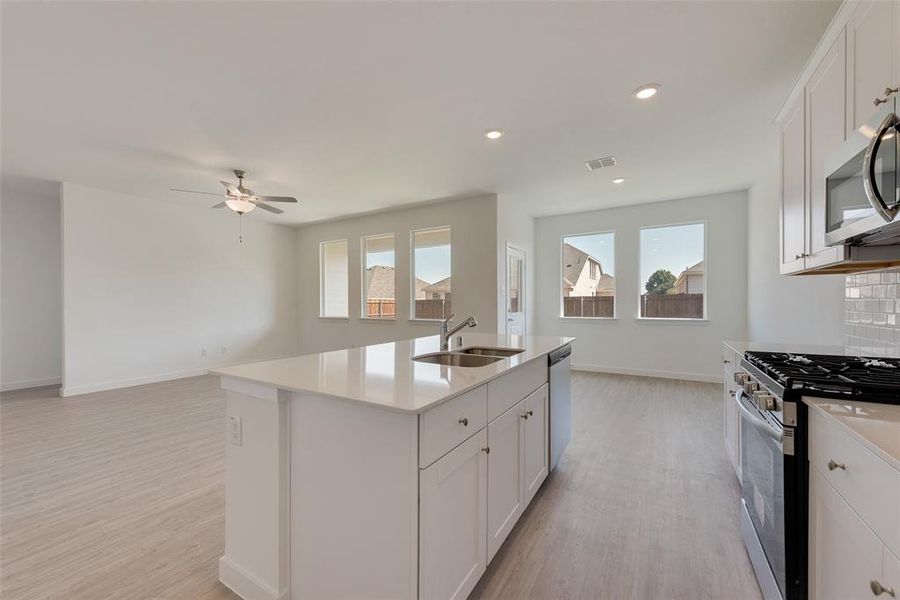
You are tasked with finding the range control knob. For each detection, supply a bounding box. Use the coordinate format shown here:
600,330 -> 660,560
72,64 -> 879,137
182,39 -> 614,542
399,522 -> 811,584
733,373 -> 750,385
753,391 -> 776,411
744,381 -> 759,394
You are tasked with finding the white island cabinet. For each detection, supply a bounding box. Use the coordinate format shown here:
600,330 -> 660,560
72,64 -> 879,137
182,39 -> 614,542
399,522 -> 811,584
211,333 -> 572,600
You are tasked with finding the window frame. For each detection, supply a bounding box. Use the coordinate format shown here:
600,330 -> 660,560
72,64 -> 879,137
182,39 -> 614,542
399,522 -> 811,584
637,220 -> 708,322
360,232 -> 397,321
409,225 -> 452,322
319,238 -> 349,319
559,230 -> 616,321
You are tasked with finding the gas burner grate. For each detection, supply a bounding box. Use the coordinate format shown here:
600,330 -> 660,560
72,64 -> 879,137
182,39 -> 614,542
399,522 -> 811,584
745,351 -> 900,402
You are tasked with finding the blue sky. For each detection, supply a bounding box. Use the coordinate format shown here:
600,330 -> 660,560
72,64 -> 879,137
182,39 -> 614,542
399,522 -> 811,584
565,222 -> 704,284
365,245 -> 451,285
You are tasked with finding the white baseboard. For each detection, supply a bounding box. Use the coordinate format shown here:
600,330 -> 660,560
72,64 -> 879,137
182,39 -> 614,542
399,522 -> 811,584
571,363 -> 722,384
60,353 -> 297,397
219,556 -> 288,600
0,375 -> 62,392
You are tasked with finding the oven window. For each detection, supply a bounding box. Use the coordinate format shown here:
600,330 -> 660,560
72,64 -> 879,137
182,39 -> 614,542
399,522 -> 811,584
741,406 -> 786,597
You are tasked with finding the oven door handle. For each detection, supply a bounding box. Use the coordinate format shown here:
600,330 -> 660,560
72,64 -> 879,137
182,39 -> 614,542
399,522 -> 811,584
736,389 -> 783,443
863,110 -> 900,223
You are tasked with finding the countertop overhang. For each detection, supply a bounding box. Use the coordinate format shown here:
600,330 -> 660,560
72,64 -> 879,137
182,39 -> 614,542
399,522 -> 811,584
211,333 -> 574,414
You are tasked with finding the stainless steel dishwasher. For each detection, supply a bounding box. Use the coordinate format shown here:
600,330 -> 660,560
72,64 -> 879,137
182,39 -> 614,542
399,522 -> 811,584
548,344 -> 572,471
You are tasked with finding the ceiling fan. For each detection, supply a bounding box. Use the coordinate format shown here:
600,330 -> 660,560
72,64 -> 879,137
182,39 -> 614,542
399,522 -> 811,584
171,169 -> 298,215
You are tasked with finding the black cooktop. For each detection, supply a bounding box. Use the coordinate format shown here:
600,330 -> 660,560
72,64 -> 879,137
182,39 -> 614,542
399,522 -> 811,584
745,351 -> 900,403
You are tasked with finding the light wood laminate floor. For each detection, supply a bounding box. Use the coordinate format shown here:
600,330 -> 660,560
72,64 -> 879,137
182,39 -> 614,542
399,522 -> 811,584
1,372 -> 761,599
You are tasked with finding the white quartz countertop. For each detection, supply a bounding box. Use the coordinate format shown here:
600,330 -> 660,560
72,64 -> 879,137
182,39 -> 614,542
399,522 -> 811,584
803,397 -> 900,472
211,333 -> 574,414
724,340 -> 861,357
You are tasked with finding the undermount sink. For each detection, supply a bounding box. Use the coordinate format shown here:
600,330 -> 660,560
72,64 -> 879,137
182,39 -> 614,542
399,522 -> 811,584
458,346 -> 524,357
412,352 -> 504,367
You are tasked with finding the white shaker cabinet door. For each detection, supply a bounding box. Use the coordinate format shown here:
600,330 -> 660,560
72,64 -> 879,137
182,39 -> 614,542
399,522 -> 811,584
486,399 -> 525,562
809,468 -> 883,600
848,0 -> 893,132
780,93 -> 807,274
419,429 -> 488,600
523,384 -> 549,506
879,547 -> 900,600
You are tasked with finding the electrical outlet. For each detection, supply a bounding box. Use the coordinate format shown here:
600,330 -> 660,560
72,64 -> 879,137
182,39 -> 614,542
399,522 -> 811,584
221,345 -> 227,355
200,347 -> 207,357
226,415 -> 242,446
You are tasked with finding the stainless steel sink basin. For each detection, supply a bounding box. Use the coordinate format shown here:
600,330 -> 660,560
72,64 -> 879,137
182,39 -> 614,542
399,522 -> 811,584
412,352 -> 504,367
458,346 -> 524,357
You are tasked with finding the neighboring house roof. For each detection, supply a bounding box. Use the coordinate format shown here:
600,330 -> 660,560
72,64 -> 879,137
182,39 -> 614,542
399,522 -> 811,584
366,265 -> 431,299
562,243 -> 604,288
673,260 -> 704,292
422,277 -> 451,294
596,273 -> 616,292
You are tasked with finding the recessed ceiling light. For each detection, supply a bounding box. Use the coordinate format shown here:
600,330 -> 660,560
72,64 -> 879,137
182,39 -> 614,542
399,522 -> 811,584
484,129 -> 504,140
612,178 -> 626,184
634,84 -> 660,100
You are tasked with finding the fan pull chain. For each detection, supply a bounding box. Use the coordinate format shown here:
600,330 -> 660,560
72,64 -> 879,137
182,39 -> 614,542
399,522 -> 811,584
239,214 -> 244,245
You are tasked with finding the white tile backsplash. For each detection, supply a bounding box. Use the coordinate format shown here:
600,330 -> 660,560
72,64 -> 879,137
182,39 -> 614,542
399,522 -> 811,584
846,268 -> 900,356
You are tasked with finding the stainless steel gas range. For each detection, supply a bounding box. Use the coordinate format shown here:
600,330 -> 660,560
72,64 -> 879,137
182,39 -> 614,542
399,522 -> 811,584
733,351 -> 900,600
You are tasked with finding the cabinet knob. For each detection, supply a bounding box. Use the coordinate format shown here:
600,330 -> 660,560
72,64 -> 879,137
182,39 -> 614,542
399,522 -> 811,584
723,359 -> 731,364
521,413 -> 529,420
827,459 -> 846,471
885,87 -> 899,97
458,417 -> 468,427
795,253 -> 808,260
481,446 -> 490,454
729,390 -> 736,397
870,580 -> 896,597
875,97 -> 889,107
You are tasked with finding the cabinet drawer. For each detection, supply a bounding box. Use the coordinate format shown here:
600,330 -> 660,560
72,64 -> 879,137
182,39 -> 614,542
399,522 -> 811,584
420,386 -> 488,468
809,408 -> 900,556
487,358 -> 547,422
722,345 -> 738,378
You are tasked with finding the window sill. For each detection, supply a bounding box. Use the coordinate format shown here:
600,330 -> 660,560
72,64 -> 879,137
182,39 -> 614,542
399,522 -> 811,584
635,317 -> 708,325
409,318 -> 447,324
318,316 -> 349,322
558,317 -> 617,322
360,317 -> 396,322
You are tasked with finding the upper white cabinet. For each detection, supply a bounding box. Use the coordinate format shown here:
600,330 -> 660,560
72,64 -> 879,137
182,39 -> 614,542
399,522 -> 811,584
848,1 -> 895,132
778,1 -> 900,274
806,29 -> 847,269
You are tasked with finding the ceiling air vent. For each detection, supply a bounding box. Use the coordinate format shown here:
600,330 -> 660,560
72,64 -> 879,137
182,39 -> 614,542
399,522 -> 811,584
585,156 -> 617,171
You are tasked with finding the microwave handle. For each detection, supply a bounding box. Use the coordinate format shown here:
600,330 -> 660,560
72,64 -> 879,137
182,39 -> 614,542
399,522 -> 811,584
863,111 -> 900,223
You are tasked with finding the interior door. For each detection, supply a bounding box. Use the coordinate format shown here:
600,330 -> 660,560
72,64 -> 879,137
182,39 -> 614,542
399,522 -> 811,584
506,245 -> 526,336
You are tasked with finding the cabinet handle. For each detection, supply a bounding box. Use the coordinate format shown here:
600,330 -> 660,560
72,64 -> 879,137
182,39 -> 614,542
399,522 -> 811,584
481,446 -> 490,454
795,253 -> 808,260
875,97 -> 889,107
521,413 -> 529,420
730,390 -> 736,397
885,87 -> 899,97
723,359 -> 731,364
458,417 -> 468,427
871,580 -> 896,597
827,459 -> 846,471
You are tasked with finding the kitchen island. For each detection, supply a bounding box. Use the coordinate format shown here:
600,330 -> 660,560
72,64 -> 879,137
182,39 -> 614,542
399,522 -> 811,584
211,332 -> 573,600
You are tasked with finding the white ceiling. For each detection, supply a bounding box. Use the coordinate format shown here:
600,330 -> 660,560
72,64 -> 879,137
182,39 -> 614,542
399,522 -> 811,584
1,1 -> 838,225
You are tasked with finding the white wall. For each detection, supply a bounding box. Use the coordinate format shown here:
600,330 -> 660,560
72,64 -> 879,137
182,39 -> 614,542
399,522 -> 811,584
497,196 -> 536,336
61,183 -> 299,396
1,176 -> 62,390
747,145 -> 845,345
295,194 -> 498,354
535,190 -> 748,382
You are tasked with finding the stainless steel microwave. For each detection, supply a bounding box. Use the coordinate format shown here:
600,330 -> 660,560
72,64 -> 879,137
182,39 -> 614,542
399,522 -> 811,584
825,100 -> 900,246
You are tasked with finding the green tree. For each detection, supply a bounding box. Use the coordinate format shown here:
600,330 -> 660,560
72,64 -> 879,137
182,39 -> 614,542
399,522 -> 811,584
645,269 -> 676,295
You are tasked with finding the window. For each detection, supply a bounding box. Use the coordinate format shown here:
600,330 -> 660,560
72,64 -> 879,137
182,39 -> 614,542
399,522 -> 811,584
320,239 -> 348,318
412,227 -> 451,320
639,222 -> 705,319
561,232 -> 615,318
362,234 -> 395,319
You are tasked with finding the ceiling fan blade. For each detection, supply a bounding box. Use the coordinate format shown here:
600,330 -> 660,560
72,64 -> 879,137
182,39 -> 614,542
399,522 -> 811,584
220,181 -> 241,196
171,188 -> 225,197
255,195 -> 298,203
211,201 -> 227,209
253,201 -> 284,214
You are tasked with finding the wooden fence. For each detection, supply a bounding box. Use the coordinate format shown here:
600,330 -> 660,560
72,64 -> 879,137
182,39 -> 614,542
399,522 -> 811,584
563,296 -> 615,318
366,299 -> 396,318
640,293 -> 704,318
415,297 -> 451,320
